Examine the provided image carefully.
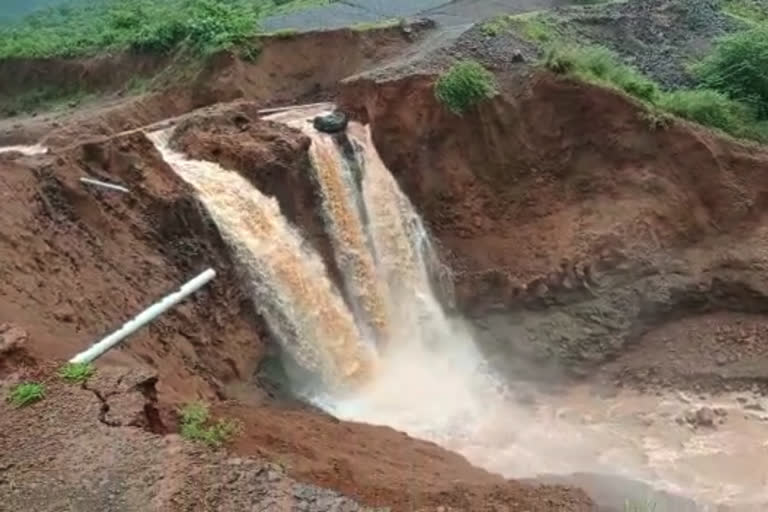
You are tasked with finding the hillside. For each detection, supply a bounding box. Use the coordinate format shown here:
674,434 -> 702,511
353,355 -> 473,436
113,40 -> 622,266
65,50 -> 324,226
2,0 -> 768,511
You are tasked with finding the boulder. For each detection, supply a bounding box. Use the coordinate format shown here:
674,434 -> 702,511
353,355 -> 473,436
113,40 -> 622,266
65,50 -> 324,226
313,111 -> 348,134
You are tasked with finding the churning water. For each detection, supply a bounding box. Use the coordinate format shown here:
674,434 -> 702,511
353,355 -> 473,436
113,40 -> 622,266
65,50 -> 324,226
150,107 -> 768,511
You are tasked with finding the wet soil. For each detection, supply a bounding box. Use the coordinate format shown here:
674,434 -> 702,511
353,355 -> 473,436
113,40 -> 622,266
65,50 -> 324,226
340,70 -> 768,393
2,2 -> 768,510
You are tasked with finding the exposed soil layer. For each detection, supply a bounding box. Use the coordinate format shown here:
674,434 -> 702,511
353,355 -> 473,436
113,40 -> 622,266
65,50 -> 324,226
340,71 -> 768,388
0,367 -> 382,512
217,401 -> 593,512
0,131 -> 266,405
0,23 -> 428,147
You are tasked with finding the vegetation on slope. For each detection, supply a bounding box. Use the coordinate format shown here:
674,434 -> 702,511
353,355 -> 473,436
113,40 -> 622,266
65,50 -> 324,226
179,402 -> 241,447
481,1 -> 768,144
0,0 -> 333,58
7,381 -> 45,408
544,44 -> 768,142
435,60 -> 498,115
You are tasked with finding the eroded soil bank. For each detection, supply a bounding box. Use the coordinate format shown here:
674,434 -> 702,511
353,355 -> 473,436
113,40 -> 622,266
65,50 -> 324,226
2,7 -> 768,511
341,71 -> 768,394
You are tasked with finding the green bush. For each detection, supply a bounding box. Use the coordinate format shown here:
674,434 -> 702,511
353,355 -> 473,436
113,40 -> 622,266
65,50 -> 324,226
545,45 -> 659,102
7,381 -> 45,408
434,60 -> 498,115
179,401 -> 241,447
694,25 -> 768,118
0,0 -> 330,58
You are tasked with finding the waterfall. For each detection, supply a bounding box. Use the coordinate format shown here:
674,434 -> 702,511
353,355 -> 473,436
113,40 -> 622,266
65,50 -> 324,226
149,109 -> 473,391
147,108 -> 768,509
147,129 -> 376,388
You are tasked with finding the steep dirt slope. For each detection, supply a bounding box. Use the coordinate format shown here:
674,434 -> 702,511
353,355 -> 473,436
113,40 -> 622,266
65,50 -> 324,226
0,130 -> 266,405
341,71 -> 768,388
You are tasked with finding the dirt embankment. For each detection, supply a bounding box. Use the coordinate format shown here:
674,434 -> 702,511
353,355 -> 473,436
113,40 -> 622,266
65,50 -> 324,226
341,71 -> 768,389
0,128 -> 266,407
0,100 -> 592,511
0,23 -> 430,147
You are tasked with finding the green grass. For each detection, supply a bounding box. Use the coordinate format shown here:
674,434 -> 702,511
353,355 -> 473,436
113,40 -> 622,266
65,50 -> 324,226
482,11 -> 562,42
58,362 -> 96,383
179,402 -> 241,447
7,381 -> 45,408
435,60 -> 498,115
544,44 -> 768,142
545,45 -> 659,100
0,0 -> 333,59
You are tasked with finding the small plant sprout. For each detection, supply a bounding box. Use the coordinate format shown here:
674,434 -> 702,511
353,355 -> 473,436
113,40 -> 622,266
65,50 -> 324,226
179,401 -> 241,448
7,381 -> 45,408
58,362 -> 96,383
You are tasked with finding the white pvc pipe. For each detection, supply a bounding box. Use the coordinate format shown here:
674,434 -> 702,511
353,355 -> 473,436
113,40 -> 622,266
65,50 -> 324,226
70,268 -> 217,364
80,177 -> 130,193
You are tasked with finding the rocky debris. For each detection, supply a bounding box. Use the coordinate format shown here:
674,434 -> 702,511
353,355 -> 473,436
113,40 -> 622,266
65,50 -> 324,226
313,111 -> 349,134
683,407 -> 717,429
557,0 -> 744,87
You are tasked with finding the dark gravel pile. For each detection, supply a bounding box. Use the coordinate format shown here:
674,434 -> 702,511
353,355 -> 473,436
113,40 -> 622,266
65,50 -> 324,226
562,0 -> 747,88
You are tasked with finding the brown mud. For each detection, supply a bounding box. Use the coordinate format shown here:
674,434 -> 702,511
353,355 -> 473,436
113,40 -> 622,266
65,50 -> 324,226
2,8 -> 768,511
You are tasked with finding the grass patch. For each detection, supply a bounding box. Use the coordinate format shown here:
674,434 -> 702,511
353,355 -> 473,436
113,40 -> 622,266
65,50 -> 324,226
545,45 -> 659,101
435,59 -> 498,115
657,88 -> 765,139
482,6 -> 603,40
544,44 -> 768,142
58,362 -> 96,383
0,0 -> 332,59
179,401 -> 241,447
7,381 -> 45,408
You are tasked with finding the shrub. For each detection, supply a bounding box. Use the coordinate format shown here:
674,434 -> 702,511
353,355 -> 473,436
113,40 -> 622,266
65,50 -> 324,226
545,45 -> 659,102
657,88 -> 766,141
7,381 -> 45,408
179,401 -> 241,447
58,362 -> 96,383
0,0 -> 331,58
694,25 -> 768,118
434,60 -> 498,115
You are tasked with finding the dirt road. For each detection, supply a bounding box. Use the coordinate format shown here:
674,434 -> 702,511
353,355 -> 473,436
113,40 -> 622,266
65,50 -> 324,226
263,0 -> 571,31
